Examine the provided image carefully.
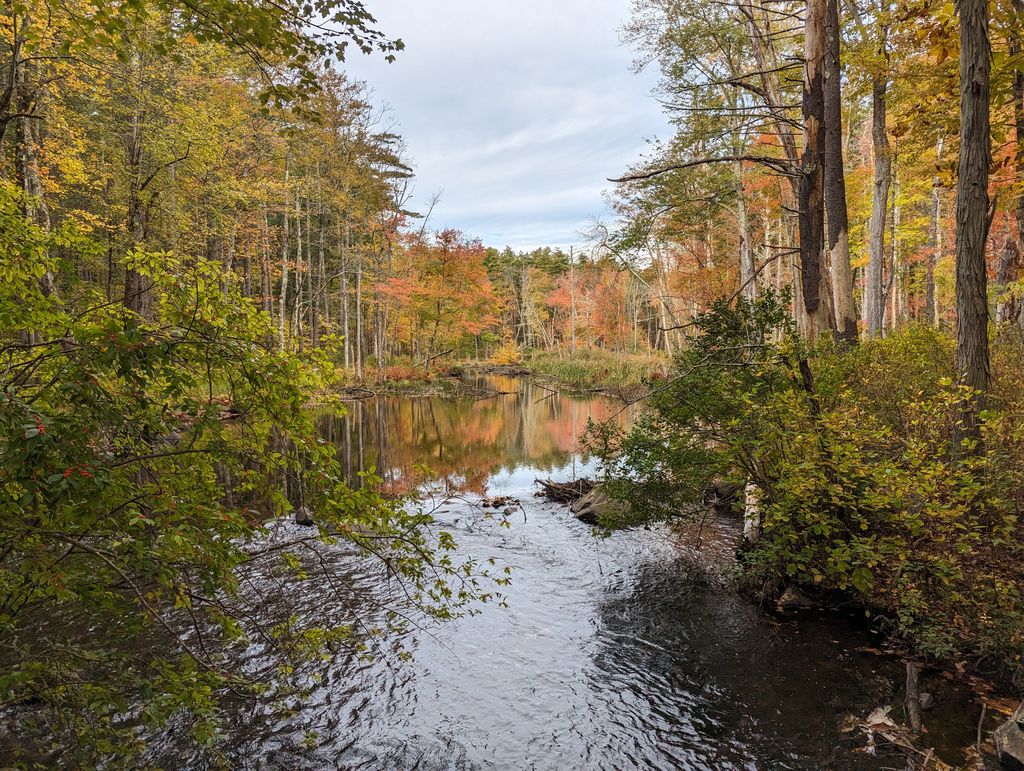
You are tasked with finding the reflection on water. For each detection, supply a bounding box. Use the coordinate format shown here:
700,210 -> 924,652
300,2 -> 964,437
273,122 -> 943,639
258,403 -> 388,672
153,375 -> 980,769
317,374 -> 640,495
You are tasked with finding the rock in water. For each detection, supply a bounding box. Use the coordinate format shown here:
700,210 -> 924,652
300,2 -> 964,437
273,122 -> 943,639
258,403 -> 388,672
569,488 -> 628,525
295,506 -> 316,527
775,586 -> 817,611
995,701 -> 1024,770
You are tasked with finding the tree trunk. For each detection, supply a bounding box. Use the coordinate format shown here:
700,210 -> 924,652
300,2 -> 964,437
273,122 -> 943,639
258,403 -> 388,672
885,154 -> 902,331
292,190 -> 303,344
926,137 -> 944,327
569,246 -> 577,353
1012,0 -> 1024,330
123,47 -> 150,317
340,219 -> 351,373
313,200 -> 325,346
261,206 -> 274,321
306,192 -> 316,346
743,481 -> 761,544
736,161 -> 757,304
996,237 -> 1021,326
12,44 -> 54,345
0,17 -> 25,146
864,75 -> 891,338
799,0 -> 834,340
954,0 -> 992,440
355,251 -> 363,380
124,107 -> 147,315
278,158 -> 290,352
823,0 -> 857,341
905,662 -> 923,736
14,57 -> 53,300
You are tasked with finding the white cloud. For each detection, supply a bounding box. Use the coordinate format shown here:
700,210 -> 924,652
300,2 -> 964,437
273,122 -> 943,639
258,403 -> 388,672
342,0 -> 669,250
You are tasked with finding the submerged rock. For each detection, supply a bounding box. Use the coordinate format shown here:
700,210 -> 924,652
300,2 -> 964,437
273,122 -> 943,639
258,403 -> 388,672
775,586 -> 818,611
995,701 -> 1024,770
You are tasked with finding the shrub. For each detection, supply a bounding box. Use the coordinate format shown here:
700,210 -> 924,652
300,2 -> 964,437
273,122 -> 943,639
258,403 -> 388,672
489,340 -> 523,366
528,348 -> 667,389
0,183 -> 501,762
590,294 -> 1024,675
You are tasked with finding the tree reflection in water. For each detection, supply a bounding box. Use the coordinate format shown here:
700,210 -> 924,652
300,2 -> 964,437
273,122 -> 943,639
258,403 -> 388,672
316,375 -> 641,496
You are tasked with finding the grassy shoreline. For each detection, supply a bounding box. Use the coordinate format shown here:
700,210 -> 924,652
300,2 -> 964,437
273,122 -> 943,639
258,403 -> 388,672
525,350 -> 668,391
331,350 -> 669,399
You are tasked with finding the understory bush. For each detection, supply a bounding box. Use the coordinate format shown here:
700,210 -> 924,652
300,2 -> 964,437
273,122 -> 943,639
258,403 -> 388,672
0,183 -> 502,763
589,293 -> 1024,675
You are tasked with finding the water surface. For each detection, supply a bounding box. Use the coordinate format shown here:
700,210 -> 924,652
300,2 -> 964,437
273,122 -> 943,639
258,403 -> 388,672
166,374 -> 983,768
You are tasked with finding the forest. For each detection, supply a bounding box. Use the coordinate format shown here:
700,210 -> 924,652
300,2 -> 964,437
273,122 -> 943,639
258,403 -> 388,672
1,0 -> 1024,765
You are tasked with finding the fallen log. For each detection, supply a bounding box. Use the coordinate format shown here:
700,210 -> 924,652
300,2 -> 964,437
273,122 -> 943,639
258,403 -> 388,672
535,478 -> 593,504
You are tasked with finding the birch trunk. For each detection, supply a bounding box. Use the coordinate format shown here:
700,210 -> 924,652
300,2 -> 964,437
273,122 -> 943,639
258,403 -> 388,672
743,481 -> 761,544
736,161 -> 757,304
278,159 -> 290,352
339,219 -> 351,373
926,137 -> 944,328
355,251 -> 363,381
865,76 -> 891,338
292,190 -> 303,344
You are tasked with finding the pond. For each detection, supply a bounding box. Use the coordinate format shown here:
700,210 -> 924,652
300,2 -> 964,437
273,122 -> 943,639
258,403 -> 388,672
159,374 -> 985,769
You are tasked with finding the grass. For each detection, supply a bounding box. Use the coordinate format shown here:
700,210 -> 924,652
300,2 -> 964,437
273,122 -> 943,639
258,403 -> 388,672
527,349 -> 668,390
328,350 -> 670,395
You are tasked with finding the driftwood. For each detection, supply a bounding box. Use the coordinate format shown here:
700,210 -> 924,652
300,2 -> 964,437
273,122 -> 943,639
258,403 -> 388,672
536,478 -> 593,504
455,382 -> 512,401
906,662 -> 923,736
481,495 -> 518,509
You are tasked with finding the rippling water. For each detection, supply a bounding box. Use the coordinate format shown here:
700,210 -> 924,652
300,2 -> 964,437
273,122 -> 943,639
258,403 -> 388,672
155,375 -> 981,769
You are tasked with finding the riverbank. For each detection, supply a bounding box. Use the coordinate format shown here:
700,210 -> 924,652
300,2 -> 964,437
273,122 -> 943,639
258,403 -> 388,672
333,350 -> 668,400
526,349 -> 668,392
539,475 -> 1021,767
334,367 -> 514,400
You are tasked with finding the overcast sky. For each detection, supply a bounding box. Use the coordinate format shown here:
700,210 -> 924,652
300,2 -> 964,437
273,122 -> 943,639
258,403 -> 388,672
342,1 -> 669,252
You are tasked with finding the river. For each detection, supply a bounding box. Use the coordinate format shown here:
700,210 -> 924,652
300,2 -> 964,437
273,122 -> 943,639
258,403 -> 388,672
159,374 -> 984,769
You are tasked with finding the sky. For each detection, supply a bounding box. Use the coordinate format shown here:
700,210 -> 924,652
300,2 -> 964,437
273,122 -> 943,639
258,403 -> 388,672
342,0 -> 670,252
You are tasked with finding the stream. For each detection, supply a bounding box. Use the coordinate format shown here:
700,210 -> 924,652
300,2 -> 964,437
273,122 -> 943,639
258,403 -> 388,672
159,374 -> 985,769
